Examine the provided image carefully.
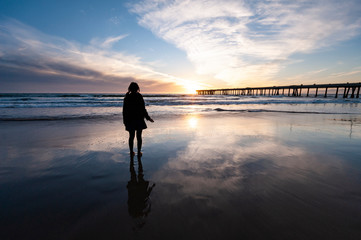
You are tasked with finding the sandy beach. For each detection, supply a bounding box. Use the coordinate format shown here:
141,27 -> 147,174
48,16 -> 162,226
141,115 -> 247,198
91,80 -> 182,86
1,111 -> 361,240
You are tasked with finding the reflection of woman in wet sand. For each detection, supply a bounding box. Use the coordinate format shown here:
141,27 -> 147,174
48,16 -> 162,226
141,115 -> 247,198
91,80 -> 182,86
123,82 -> 154,156
127,155 -> 155,230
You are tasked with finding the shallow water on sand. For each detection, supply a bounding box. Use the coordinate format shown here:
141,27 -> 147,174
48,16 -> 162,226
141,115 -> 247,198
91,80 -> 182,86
1,112 -> 361,240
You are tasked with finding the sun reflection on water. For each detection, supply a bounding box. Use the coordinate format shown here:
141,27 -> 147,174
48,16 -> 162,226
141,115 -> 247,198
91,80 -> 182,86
187,116 -> 198,129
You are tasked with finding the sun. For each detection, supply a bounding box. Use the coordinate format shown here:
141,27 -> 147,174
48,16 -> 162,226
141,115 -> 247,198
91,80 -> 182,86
183,82 -> 201,94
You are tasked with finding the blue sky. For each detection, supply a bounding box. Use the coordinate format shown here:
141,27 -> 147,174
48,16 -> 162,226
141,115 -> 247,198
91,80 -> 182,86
1,0 -> 361,93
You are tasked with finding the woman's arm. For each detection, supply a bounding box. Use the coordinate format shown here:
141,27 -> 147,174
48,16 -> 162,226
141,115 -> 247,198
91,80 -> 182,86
140,94 -> 154,122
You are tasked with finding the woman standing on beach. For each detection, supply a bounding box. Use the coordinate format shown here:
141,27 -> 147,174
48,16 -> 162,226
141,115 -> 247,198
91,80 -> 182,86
123,82 -> 154,156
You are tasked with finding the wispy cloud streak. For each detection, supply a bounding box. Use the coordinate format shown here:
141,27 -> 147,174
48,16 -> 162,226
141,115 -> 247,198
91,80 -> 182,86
91,34 -> 129,48
131,0 -> 361,86
330,67 -> 361,78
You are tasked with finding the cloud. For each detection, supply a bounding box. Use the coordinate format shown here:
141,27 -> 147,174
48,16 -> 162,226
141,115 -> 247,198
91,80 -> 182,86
130,0 -> 361,85
0,19 -> 200,93
329,67 -> 361,78
91,34 -> 129,48
109,16 -> 120,25
283,68 -> 328,83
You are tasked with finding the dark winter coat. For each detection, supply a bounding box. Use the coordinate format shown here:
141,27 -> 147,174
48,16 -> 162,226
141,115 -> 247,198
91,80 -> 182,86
122,92 -> 151,131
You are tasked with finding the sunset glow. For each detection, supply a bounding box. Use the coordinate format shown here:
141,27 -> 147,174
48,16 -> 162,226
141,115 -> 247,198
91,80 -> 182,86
182,82 -> 204,94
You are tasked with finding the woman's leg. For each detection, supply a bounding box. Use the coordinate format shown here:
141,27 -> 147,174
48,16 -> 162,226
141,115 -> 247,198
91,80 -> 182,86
128,130 -> 135,155
136,129 -> 143,154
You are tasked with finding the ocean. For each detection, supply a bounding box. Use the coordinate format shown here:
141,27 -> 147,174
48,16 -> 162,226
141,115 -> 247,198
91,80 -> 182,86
1,93 -> 360,121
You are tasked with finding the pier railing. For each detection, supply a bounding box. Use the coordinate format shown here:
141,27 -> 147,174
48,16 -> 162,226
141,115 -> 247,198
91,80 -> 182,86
196,82 -> 361,98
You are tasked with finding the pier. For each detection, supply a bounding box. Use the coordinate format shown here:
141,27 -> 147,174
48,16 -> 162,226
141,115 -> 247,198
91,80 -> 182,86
196,82 -> 361,98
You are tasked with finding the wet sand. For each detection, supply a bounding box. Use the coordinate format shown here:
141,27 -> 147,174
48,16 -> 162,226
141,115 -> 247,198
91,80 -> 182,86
1,112 -> 361,240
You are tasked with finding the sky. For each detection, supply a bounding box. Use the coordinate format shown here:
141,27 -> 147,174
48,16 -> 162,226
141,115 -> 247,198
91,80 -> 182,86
1,0 -> 361,93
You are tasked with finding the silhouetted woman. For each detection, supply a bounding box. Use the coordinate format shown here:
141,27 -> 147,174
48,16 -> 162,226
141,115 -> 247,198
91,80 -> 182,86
123,82 -> 154,156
